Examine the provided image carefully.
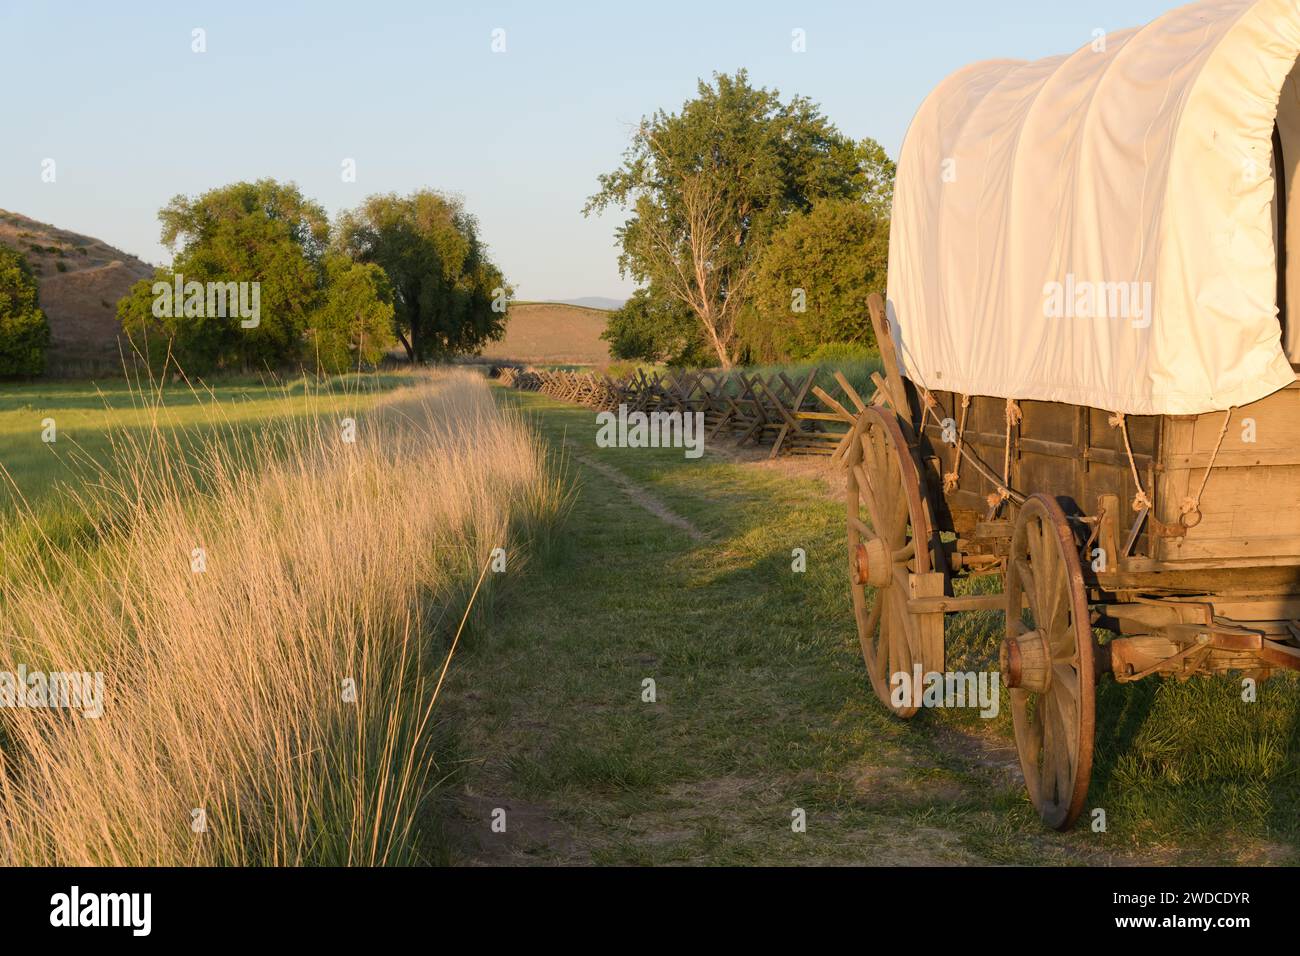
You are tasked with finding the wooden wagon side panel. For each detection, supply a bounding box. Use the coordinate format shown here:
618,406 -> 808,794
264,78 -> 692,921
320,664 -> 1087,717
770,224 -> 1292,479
1154,381 -> 1300,565
918,390 -> 1158,555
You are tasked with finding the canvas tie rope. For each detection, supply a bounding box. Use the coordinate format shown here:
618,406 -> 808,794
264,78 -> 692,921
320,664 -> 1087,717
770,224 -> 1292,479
914,383 -> 983,495
991,399 -> 1022,506
1108,412 -> 1153,512
983,400 -> 1021,510
913,381 -> 944,431
943,394 -> 971,493
1179,407 -> 1234,528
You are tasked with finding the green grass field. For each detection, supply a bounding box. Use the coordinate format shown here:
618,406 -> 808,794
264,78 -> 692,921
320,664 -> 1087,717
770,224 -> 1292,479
0,372 -> 412,551
4,370 -> 1296,865
439,386 -> 1300,865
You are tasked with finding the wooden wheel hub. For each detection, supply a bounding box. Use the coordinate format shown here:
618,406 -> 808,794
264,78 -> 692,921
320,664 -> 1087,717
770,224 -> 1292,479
853,538 -> 892,588
1000,628 -> 1051,693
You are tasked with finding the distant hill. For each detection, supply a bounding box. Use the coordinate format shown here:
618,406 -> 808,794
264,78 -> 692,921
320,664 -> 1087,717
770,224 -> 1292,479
552,296 -> 625,311
0,209 -> 153,375
479,302 -> 611,365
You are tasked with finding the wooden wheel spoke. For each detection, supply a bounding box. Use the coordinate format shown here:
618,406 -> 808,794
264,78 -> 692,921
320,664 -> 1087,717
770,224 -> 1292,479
852,464 -> 882,529
1050,620 -> 1078,662
1026,522 -> 1056,631
1024,516 -> 1044,572
1012,558 -> 1036,621
874,594 -> 891,672
1048,693 -> 1074,805
856,459 -> 899,544
1024,700 -> 1044,775
1036,697 -> 1055,800
876,429 -> 916,543
1039,525 -> 1068,633
1052,663 -> 1079,707
862,438 -> 902,541
1052,665 -> 1081,759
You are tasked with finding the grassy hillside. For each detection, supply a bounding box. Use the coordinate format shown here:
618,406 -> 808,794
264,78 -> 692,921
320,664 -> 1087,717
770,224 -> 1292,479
0,209 -> 153,376
480,302 -> 611,366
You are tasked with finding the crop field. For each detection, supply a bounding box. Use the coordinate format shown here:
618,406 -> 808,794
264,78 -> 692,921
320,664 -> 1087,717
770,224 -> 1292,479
476,302 -> 612,366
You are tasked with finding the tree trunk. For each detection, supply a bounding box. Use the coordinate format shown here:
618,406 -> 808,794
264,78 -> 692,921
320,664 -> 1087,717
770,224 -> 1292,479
698,305 -> 732,369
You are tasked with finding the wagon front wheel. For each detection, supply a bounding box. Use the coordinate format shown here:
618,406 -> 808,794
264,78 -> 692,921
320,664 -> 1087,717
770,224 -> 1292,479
846,406 -> 939,719
1002,494 -> 1096,830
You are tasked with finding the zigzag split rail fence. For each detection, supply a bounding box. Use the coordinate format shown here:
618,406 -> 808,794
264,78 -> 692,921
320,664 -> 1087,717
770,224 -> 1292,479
494,365 -> 879,461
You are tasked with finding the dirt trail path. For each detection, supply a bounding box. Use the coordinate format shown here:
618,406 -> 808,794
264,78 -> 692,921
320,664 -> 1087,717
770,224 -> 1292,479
567,443 -> 707,542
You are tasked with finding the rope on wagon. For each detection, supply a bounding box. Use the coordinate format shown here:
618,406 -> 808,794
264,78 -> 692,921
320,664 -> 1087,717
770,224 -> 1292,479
912,380 -> 961,476
1002,398 -> 1022,487
912,380 -> 944,431
943,394 -> 971,493
1108,412 -> 1153,512
981,400 -> 1021,513
1180,407 -> 1234,528
908,380 -> 1028,506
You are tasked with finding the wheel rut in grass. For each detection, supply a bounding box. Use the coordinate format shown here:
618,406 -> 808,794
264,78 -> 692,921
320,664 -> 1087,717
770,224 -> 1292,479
568,444 -> 707,542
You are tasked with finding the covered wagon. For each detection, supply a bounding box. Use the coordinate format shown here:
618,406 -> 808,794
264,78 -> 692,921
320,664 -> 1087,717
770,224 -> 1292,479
848,0 -> 1300,829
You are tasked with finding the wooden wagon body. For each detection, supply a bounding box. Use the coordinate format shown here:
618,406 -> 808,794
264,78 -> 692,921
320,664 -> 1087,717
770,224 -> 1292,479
916,377 -> 1300,646
849,0 -> 1300,829
918,383 -> 1300,576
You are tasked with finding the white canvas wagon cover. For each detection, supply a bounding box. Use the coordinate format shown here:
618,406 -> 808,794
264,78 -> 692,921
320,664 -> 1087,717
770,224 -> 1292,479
887,0 -> 1300,416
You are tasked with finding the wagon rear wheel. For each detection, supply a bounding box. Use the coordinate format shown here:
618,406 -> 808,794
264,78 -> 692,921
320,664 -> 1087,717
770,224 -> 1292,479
846,406 -> 940,718
1002,494 -> 1096,830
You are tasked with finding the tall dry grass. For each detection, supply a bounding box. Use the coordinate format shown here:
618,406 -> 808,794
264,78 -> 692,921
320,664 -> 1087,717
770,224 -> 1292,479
0,369 -> 567,865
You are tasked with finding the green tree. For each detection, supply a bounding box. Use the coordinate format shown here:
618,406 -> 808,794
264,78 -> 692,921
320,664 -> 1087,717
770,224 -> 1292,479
308,256 -> 396,373
117,274 -> 173,372
748,198 -> 890,360
602,286 -> 710,365
584,70 -> 868,368
0,246 -> 50,377
119,179 -> 331,371
857,137 -> 896,216
334,191 -> 510,362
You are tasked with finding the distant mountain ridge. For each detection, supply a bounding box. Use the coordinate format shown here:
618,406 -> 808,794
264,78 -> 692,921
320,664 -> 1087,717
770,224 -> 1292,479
0,209 -> 153,374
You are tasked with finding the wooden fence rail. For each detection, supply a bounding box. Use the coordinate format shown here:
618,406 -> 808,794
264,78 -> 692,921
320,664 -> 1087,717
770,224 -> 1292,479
492,364 -> 866,459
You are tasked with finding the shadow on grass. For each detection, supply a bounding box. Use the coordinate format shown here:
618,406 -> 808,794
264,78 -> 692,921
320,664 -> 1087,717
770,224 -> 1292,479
1089,676 -> 1158,804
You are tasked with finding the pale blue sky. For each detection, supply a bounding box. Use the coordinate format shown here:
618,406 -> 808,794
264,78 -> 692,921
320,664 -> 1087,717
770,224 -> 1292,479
0,0 -> 1175,301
